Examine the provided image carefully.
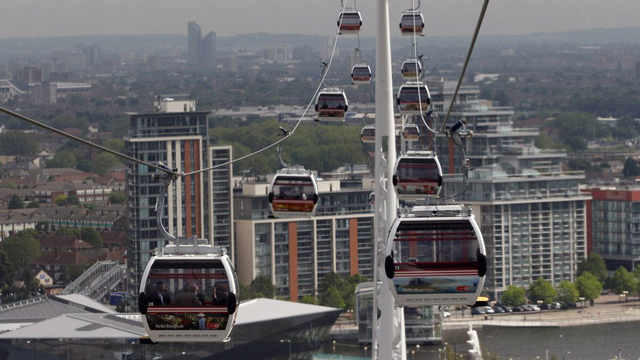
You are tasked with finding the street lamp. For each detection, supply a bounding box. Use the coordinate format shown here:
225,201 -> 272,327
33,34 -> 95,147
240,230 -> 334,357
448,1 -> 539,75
560,334 -> 565,360
537,300 -> 543,319
332,340 -> 336,355
364,346 -> 368,358
280,339 -> 292,360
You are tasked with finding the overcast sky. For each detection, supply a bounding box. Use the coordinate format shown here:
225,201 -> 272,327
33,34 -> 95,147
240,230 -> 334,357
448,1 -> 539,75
1,0 -> 639,38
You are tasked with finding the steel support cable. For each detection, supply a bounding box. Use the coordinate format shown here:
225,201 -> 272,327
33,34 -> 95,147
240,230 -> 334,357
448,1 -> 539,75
0,106 -> 179,176
184,2 -> 347,177
410,0 -> 438,137
439,0 -> 490,133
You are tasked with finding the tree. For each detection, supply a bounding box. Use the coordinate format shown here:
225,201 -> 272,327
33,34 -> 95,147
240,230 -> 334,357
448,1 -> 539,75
108,191 -> 127,204
556,281 -> 579,304
35,222 -> 49,234
0,230 -> 40,275
527,277 -> 557,304
320,287 -> 346,309
8,194 -> 24,209
55,227 -> 80,236
501,285 -> 526,306
67,194 -> 80,206
27,201 -> 40,208
0,250 -> 16,287
55,195 -> 69,206
300,295 -> 317,305
92,153 -> 118,175
576,272 -> 603,302
101,139 -> 125,155
249,275 -> 276,298
319,272 -> 344,295
622,157 -> 639,178
577,253 -> 608,283
46,150 -> 78,169
609,266 -> 635,295
0,131 -> 39,156
80,227 -> 103,249
66,263 -> 91,283
632,266 -> 640,299
238,283 -> 253,301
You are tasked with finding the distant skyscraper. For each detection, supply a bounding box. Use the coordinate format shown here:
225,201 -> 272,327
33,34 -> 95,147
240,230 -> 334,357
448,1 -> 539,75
76,44 -> 102,66
188,22 -> 217,66
188,21 -> 202,64
201,31 -> 217,66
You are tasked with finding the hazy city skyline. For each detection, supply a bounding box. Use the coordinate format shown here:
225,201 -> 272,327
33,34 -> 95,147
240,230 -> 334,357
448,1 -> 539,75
1,0 -> 639,39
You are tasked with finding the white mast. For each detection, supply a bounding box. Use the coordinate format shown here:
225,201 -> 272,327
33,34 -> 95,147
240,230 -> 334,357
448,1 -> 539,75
373,0 -> 406,359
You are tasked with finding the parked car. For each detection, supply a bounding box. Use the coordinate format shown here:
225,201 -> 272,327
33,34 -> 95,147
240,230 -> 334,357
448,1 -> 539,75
521,305 -> 534,311
530,305 -> 541,311
492,306 -> 505,313
471,307 -> 486,315
499,305 -> 513,313
560,302 -> 577,309
540,303 -> 554,310
511,306 -> 525,312
483,306 -> 495,314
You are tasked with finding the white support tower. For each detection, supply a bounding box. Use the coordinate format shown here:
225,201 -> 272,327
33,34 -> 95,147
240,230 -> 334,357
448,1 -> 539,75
373,0 -> 406,359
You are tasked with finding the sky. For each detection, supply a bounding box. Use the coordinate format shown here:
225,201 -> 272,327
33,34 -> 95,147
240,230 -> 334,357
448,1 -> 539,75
0,0 -> 639,39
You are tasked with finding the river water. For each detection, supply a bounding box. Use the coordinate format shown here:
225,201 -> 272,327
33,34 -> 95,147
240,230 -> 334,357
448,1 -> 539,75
319,322 -> 640,360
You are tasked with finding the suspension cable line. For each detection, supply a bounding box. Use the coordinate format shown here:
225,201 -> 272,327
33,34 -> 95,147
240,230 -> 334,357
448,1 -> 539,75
439,0 -> 490,133
0,106 -> 180,176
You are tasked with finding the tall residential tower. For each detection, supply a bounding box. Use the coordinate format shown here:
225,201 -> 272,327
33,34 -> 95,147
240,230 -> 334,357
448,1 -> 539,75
125,96 -> 233,293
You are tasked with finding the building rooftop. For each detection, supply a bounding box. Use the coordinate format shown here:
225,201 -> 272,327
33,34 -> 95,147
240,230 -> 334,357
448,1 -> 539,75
39,235 -> 93,251
30,249 -> 91,267
0,298 -> 339,340
0,294 -> 113,326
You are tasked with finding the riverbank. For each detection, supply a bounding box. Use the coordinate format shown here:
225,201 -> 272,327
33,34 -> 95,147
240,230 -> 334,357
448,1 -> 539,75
329,295 -> 640,339
444,294 -> 640,329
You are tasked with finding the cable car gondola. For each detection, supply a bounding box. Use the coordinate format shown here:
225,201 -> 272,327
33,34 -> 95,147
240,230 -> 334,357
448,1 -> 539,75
402,124 -> 420,141
315,89 -> 349,121
268,167 -> 319,217
399,11 -> 425,36
361,125 -> 375,143
384,205 -> 487,307
397,82 -> 430,115
392,151 -> 442,200
351,64 -> 372,85
401,59 -> 423,80
338,11 -> 363,35
139,241 -> 239,343
138,172 -> 239,343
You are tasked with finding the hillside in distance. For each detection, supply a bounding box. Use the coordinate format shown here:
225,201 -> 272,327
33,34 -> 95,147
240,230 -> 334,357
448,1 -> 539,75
1,26 -> 638,57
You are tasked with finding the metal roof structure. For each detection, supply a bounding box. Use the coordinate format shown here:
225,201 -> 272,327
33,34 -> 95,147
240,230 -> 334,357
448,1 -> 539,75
0,298 -> 339,340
